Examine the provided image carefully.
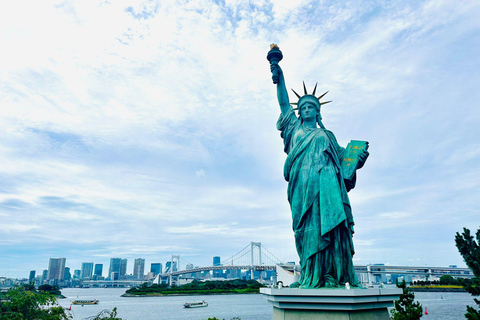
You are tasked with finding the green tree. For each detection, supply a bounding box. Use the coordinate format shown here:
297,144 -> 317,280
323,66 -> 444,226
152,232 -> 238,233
455,227 -> 480,320
38,284 -> 62,295
439,275 -> 456,285
390,280 -> 423,320
0,285 -> 70,319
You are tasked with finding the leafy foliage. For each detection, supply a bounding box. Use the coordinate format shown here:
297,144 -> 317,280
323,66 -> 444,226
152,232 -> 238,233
92,307 -> 122,320
408,275 -> 478,290
0,284 -> 70,319
390,280 -> 423,320
455,227 -> 480,319
440,275 -> 456,285
125,279 -> 264,296
38,284 -> 62,296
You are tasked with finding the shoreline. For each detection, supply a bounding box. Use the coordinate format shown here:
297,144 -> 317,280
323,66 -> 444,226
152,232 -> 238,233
121,291 -> 261,297
409,286 -> 465,292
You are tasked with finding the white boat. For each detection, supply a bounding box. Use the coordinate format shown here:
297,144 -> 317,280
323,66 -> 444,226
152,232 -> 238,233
71,299 -> 99,305
183,300 -> 208,308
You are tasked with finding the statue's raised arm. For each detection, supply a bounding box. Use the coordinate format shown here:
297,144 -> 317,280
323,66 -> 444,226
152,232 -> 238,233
267,44 -> 292,117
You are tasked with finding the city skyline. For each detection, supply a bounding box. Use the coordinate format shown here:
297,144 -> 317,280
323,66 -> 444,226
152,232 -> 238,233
18,252 -> 466,281
2,1 -> 480,277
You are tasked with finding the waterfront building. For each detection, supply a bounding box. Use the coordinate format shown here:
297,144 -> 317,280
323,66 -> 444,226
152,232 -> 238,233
356,272 -> 370,284
73,269 -> 81,279
276,265 -> 300,286
94,264 -> 103,277
81,262 -> 94,279
120,259 -> 127,279
150,263 -> 162,275
29,270 -> 36,283
109,258 -> 128,279
133,258 -> 145,280
228,269 -> 242,279
371,263 -> 387,284
47,258 -> 66,282
41,270 -> 48,283
213,256 -> 222,277
64,267 -> 71,281
109,258 -> 121,277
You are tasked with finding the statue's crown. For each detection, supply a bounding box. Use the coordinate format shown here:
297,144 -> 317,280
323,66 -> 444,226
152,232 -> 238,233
290,82 -> 331,111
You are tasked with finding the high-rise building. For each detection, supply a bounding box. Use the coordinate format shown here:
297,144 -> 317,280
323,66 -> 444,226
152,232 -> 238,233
150,263 -> 162,276
212,256 -> 222,278
29,270 -> 36,283
47,258 -> 66,281
73,270 -> 81,279
120,259 -> 127,279
42,270 -> 48,283
64,267 -> 71,281
94,264 -> 103,277
109,258 -> 122,277
81,262 -> 94,279
109,258 -> 127,279
133,258 -> 145,280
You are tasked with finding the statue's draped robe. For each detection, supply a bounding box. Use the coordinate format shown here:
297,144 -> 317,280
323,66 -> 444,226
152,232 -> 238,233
277,110 -> 357,288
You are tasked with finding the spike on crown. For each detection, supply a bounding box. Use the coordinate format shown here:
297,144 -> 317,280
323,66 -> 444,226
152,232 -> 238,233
290,82 -> 332,110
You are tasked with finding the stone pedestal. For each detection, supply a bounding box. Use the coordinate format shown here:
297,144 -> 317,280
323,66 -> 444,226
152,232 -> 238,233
260,287 -> 401,320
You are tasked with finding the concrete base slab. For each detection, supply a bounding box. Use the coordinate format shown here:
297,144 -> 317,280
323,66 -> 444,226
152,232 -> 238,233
261,287 -> 401,320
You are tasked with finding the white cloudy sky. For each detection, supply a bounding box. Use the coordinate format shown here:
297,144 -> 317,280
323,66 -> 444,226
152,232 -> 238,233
1,0 -> 480,278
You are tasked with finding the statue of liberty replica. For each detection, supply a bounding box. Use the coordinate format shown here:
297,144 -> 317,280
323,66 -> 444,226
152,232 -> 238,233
268,44 -> 369,289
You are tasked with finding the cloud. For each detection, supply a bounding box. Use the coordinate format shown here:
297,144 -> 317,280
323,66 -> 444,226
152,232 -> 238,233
195,169 -> 206,177
1,0 -> 480,276
0,224 -> 39,233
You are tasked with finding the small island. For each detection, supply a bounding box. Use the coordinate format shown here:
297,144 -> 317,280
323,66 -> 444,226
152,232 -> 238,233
408,275 -> 467,292
121,279 -> 265,297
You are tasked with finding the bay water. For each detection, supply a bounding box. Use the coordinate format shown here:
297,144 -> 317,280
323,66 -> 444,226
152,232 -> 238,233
57,287 -> 477,320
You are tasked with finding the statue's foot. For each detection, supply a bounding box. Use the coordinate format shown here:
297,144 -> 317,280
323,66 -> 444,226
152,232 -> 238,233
289,282 -> 300,288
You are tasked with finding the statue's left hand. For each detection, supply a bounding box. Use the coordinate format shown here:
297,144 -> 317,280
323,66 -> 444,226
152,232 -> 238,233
357,150 -> 369,169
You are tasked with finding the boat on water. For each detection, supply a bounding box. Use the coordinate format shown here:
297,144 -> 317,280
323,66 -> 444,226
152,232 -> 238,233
183,300 -> 208,308
71,299 -> 99,305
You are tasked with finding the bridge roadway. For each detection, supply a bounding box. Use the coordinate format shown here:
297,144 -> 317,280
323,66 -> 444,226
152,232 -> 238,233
159,264 -> 474,278
356,265 -> 474,278
161,265 -> 276,277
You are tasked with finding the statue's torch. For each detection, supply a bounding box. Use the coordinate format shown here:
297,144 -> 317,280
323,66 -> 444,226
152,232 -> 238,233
267,44 -> 283,84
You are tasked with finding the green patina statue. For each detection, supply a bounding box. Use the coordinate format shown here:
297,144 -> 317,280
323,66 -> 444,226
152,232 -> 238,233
267,44 -> 369,288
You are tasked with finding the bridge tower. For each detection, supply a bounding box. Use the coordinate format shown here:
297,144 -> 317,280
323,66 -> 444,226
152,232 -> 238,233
168,255 -> 180,286
250,242 -> 262,280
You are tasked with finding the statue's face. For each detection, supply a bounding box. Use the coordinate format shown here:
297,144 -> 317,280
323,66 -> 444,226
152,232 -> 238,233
300,102 -> 318,121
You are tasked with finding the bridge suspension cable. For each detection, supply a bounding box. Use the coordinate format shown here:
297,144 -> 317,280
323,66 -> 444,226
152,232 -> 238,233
221,242 -> 282,266
262,245 -> 283,265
